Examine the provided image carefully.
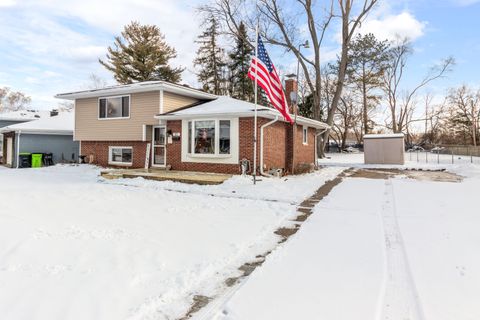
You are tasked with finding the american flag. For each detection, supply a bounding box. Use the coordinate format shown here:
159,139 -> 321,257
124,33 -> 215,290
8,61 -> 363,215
248,35 -> 293,124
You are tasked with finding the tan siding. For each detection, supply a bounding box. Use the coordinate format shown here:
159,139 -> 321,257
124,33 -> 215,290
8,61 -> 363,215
163,92 -> 198,113
75,91 -> 160,141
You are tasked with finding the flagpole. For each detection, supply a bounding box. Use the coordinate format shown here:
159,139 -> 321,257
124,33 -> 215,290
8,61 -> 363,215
253,21 -> 259,185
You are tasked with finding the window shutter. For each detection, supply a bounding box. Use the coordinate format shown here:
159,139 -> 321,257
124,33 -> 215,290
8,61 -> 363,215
99,99 -> 106,118
122,96 -> 130,117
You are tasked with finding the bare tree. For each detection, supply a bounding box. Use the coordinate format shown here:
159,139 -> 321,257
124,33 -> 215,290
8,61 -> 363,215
382,38 -> 454,133
332,88 -> 362,149
447,85 -> 480,146
200,0 -> 379,157
87,73 -> 108,89
0,87 -> 32,113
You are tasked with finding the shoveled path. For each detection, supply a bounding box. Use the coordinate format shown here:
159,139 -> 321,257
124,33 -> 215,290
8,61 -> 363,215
185,170 -> 350,320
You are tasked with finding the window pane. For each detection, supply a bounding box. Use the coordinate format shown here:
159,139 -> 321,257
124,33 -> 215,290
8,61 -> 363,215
122,149 -> 132,163
194,120 -> 215,154
106,97 -> 122,118
188,121 -> 192,153
122,96 -> 130,117
111,148 -> 132,163
111,148 -> 122,162
99,99 -> 106,118
154,127 -> 165,145
219,120 -> 230,154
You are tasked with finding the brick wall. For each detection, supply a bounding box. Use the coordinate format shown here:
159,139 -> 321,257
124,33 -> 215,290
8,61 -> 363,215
165,120 -> 242,174
81,141 -> 149,168
80,117 -> 317,174
294,125 -> 316,163
165,117 -> 315,175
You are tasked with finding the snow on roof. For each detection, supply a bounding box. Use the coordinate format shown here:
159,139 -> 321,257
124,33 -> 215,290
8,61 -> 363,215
0,110 -> 51,122
55,81 -> 216,100
166,96 -> 274,115
0,112 -> 74,135
157,96 -> 329,129
364,133 -> 405,139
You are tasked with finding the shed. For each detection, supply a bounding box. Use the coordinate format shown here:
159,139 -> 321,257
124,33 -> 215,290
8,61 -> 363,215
363,133 -> 405,165
0,112 -> 79,168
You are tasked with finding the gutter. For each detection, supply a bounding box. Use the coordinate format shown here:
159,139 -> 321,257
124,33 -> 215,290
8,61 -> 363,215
259,116 -> 279,177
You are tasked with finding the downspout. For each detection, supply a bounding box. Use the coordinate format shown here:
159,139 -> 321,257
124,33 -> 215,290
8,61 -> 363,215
15,130 -> 21,169
260,116 -> 279,177
315,128 -> 329,166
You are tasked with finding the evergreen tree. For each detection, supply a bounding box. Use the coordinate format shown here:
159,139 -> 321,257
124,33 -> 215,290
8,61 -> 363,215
346,33 -> 390,134
194,17 -> 227,95
228,22 -> 254,102
100,21 -> 184,84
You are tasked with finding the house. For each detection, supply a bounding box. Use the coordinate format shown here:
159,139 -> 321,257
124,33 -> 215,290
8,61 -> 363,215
0,112 -> 79,168
55,80 -> 328,175
0,110 -> 51,162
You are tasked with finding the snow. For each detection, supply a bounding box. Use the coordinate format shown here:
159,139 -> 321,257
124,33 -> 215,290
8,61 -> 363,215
364,133 -> 405,139
0,112 -> 73,133
207,156 -> 480,320
319,152 -> 480,172
0,165 -> 342,320
163,96 -> 273,115
105,166 -> 345,204
157,96 -> 328,129
0,110 -> 51,122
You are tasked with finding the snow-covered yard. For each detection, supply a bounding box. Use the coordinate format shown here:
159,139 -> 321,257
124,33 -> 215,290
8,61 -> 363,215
0,165 -> 342,320
2,157 -> 479,320
205,156 -> 480,320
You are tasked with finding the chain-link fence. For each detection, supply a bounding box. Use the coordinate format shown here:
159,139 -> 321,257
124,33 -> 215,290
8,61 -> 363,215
406,149 -> 480,165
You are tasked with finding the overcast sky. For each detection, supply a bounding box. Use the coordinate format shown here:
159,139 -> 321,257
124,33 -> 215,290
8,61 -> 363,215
0,0 -> 479,110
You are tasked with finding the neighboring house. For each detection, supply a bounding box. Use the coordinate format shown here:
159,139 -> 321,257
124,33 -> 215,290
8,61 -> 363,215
0,112 -> 79,168
55,80 -> 328,175
0,110 -> 51,161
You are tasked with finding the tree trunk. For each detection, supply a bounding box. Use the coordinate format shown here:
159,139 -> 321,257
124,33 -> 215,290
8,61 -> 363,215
362,66 -> 368,135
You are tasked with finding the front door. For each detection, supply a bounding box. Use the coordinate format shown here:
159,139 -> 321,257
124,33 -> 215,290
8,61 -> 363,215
6,137 -> 13,166
152,126 -> 166,167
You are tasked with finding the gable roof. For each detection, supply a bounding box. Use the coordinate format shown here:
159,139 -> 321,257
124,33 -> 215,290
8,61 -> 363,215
156,96 -> 329,129
54,81 -> 217,100
0,112 -> 74,135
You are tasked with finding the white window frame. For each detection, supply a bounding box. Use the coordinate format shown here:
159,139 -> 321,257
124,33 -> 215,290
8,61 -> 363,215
187,119 -> 231,158
108,146 -> 133,166
98,95 -> 131,120
303,125 -> 308,145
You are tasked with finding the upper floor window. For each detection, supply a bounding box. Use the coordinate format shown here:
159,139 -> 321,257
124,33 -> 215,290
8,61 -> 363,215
303,126 -> 308,145
99,96 -> 130,119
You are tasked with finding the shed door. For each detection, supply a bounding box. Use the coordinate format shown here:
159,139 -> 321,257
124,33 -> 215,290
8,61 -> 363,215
6,137 -> 13,166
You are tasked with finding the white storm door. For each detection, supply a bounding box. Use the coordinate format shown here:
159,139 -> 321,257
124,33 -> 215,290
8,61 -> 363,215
152,126 -> 166,167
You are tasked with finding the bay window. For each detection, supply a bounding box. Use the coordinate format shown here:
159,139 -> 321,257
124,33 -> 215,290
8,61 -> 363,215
187,119 -> 231,156
99,96 -> 130,119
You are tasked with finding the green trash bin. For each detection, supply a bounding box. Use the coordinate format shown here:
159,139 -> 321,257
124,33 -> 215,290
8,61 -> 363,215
31,153 -> 43,168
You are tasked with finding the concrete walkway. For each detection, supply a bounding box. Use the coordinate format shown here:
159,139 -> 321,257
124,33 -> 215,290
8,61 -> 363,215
101,168 -> 232,185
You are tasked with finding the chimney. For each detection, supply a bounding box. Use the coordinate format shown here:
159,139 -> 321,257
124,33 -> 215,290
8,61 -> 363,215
284,78 -> 298,114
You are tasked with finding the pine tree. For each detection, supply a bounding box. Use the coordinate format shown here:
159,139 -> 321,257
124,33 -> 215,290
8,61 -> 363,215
228,22 -> 254,102
346,33 -> 390,134
99,21 -> 184,84
194,17 -> 227,95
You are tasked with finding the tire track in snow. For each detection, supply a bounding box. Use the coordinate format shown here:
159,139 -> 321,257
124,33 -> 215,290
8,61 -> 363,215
377,180 -> 425,320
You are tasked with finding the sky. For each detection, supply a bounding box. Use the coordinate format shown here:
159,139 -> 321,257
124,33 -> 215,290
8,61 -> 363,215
0,0 -> 479,111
